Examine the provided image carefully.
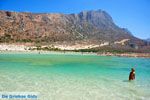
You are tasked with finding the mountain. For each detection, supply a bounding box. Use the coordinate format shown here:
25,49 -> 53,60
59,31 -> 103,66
0,9 -> 145,47
146,38 -> 150,42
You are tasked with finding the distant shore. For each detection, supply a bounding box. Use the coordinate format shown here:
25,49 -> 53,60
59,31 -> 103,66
97,52 -> 150,58
0,44 -> 150,58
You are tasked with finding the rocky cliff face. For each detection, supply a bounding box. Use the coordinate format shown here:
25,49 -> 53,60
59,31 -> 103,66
0,9 -> 145,46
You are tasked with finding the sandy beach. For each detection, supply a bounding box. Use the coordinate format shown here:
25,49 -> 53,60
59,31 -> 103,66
0,44 -> 150,58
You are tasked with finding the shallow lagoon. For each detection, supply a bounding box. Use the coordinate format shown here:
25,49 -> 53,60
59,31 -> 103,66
0,53 -> 150,100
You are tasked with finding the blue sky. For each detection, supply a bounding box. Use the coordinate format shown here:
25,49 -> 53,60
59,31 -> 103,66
0,0 -> 149,39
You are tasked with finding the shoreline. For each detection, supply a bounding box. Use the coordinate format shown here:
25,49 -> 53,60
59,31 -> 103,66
97,52 -> 150,58
0,50 -> 150,58
0,44 -> 150,58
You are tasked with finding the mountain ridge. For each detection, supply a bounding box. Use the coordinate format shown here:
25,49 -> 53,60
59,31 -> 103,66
0,9 -> 145,48
146,38 -> 150,42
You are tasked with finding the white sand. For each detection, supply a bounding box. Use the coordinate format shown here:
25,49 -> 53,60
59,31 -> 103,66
0,44 -> 29,51
0,43 -> 108,51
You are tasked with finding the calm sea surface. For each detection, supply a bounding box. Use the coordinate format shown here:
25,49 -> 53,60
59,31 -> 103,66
0,53 -> 150,100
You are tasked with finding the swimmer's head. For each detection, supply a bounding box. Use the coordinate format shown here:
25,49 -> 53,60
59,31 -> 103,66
131,68 -> 135,72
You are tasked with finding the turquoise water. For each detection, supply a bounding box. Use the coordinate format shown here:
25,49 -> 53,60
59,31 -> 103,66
0,53 -> 150,100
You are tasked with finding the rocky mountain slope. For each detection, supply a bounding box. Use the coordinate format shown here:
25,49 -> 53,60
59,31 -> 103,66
0,9 -> 145,47
146,38 -> 150,42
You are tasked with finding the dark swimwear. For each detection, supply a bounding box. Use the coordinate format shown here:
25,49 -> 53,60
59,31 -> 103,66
129,71 -> 135,80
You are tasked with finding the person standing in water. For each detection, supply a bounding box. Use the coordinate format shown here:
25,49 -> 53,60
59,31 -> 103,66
129,68 -> 135,81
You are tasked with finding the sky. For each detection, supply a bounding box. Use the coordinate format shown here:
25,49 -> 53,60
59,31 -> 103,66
0,0 -> 149,39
